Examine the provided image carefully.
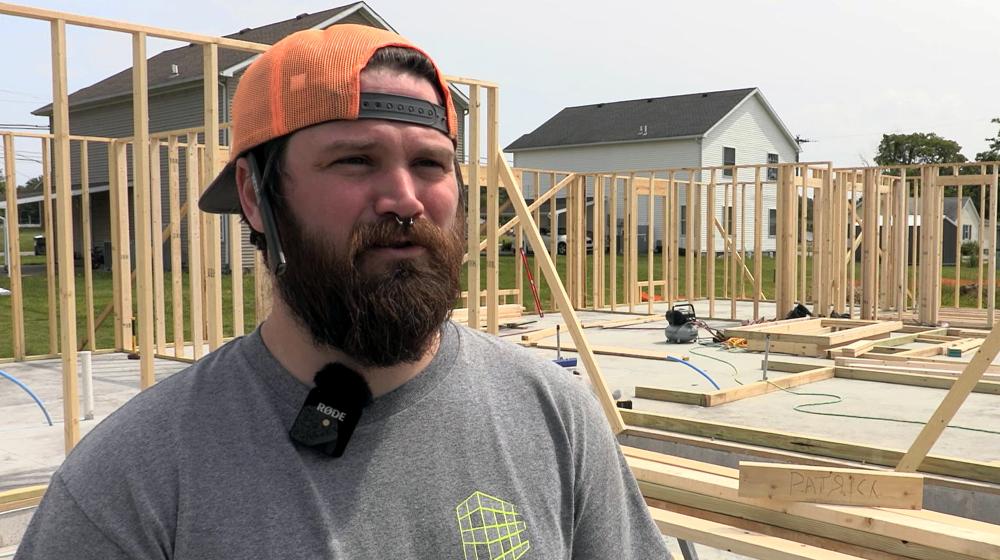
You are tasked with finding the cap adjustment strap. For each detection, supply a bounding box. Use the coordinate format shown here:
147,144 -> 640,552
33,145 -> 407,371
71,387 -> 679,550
358,92 -> 449,135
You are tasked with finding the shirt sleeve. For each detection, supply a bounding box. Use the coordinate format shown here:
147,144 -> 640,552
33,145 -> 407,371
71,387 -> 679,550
570,392 -> 672,560
15,474 -> 132,560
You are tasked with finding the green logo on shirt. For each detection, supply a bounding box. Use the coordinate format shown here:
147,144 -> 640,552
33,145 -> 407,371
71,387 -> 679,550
455,491 -> 530,559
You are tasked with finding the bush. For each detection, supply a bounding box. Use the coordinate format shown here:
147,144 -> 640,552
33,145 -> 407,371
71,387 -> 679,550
962,241 -> 979,266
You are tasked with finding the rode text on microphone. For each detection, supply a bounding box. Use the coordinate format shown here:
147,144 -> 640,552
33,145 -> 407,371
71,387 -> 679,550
289,363 -> 372,458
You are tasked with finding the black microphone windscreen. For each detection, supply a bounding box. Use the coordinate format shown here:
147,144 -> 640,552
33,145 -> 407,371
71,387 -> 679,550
288,363 -> 372,458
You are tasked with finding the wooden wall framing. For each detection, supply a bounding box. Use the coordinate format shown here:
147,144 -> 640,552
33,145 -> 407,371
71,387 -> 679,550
0,4 -> 627,446
478,160 -> 1000,330
0,4 -> 268,452
3,5 -> 999,557
493,161 -> 835,321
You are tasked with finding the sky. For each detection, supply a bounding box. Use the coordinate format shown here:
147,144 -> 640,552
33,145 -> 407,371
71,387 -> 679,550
1,0 -> 998,184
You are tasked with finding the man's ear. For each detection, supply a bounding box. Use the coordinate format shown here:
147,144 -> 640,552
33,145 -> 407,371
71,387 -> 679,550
235,157 -> 264,232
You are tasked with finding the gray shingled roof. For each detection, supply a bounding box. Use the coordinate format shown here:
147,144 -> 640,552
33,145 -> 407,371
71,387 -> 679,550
905,196 -> 978,223
943,196 -> 975,223
505,88 -> 757,152
33,4 -> 361,115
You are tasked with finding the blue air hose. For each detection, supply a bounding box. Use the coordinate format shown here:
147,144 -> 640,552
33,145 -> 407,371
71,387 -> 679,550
0,369 -> 53,426
665,356 -> 721,390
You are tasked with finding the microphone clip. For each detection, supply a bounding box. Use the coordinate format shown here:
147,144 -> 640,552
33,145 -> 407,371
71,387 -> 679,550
289,363 -> 372,458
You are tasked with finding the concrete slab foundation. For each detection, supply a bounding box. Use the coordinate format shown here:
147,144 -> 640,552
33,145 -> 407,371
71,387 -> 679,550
2,299 -> 998,552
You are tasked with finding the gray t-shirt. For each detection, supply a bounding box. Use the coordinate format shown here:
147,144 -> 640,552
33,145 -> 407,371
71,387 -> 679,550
16,322 -> 668,559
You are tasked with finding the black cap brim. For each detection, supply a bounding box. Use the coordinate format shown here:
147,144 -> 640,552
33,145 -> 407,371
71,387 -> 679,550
198,160 -> 241,214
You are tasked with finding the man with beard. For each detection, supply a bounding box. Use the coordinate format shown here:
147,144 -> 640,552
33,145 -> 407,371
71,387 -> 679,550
15,24 -> 669,559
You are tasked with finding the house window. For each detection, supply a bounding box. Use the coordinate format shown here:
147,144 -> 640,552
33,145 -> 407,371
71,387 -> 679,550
963,224 -> 972,240
768,208 -> 777,237
680,205 -> 687,236
767,153 -> 779,181
723,147 -> 736,177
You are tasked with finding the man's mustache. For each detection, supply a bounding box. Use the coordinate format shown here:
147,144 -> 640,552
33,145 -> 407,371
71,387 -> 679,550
350,218 -> 448,259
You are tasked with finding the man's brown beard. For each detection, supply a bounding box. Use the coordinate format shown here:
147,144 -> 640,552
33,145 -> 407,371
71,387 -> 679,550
274,209 -> 465,368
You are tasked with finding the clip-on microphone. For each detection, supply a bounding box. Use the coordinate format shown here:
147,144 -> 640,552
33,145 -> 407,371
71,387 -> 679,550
289,363 -> 372,458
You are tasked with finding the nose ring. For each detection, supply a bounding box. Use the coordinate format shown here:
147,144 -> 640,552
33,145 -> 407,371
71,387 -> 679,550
394,214 -> 414,228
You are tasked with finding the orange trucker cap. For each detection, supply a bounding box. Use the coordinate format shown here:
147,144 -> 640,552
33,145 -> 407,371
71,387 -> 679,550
199,24 -> 458,214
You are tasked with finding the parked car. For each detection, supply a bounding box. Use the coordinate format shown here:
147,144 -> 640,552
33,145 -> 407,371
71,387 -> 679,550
523,228 -> 593,255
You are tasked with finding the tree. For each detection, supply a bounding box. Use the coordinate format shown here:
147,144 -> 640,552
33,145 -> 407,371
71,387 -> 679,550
21,175 -> 42,191
874,132 -> 967,166
976,118 -> 1000,162
875,133 -> 973,201
0,175 -> 42,199
874,132 -> 966,165
17,176 -> 43,225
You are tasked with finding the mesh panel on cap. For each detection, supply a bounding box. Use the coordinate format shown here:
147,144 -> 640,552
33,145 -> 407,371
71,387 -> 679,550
231,37 -> 282,157
281,29 -> 367,141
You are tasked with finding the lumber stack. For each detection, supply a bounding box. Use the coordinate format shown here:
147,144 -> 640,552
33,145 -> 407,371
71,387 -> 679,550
647,506 -> 868,560
626,446 -> 1000,560
621,409 -> 1000,484
723,318 -> 904,357
451,304 -> 523,325
890,308 -> 1000,330
834,357 -> 1000,386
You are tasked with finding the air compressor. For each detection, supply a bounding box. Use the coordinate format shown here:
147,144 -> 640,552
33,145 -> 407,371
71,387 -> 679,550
664,303 -> 699,343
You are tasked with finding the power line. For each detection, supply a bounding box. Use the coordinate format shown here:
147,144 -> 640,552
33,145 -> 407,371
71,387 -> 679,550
0,124 -> 48,130
0,88 -> 44,99
2,170 -> 39,183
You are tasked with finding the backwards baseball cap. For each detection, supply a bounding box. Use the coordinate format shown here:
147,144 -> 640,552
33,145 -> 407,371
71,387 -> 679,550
199,24 -> 458,214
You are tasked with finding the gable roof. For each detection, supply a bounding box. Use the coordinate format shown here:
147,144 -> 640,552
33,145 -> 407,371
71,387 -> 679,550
943,196 -> 977,225
505,87 -> 797,152
904,196 -> 980,226
32,2 -> 461,116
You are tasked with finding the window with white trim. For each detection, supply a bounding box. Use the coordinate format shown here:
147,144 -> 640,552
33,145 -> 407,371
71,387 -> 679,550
723,147 -> 736,177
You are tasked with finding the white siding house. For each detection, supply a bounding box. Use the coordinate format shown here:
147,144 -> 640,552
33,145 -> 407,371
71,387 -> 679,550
947,196 -> 981,244
940,196 -> 981,266
506,88 -> 800,254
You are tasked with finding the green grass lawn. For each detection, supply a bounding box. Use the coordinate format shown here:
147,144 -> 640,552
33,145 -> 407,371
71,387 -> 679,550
18,227 -> 36,252
472,252 -> 787,311
0,268 -> 257,358
2,252 -> 998,359
938,261 -> 1000,307
15,225 -> 46,266
7,253 -> 758,358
